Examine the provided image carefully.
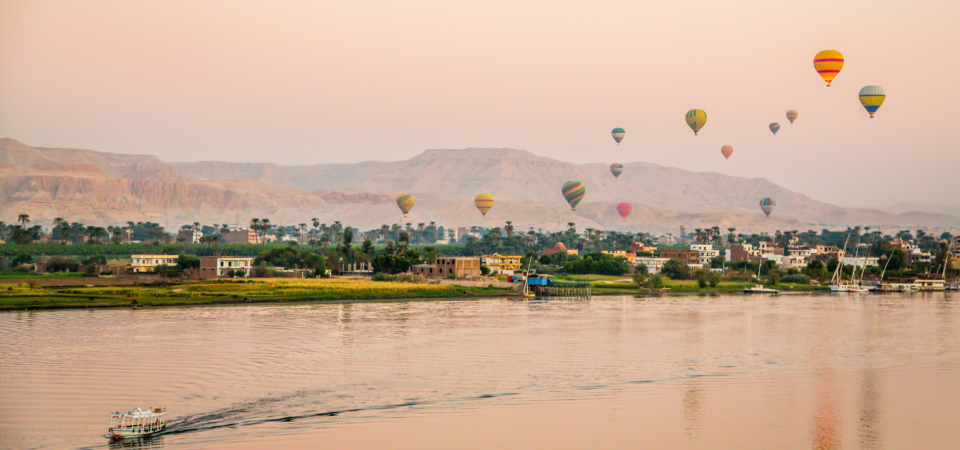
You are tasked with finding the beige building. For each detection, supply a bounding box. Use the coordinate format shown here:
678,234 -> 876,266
220,228 -> 259,244
411,257 -> 481,279
481,254 -> 523,274
199,256 -> 254,279
130,254 -> 179,273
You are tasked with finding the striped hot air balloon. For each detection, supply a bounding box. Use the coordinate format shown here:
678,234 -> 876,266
685,109 -> 707,135
759,198 -> 776,217
721,145 -> 733,160
474,193 -> 494,216
813,50 -> 844,87
858,85 -> 886,118
610,163 -> 623,179
561,181 -> 585,211
769,123 -> 781,135
616,202 -> 632,221
396,194 -> 415,217
786,110 -> 798,124
611,128 -> 625,144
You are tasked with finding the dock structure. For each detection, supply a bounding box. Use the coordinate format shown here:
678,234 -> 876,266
530,281 -> 591,299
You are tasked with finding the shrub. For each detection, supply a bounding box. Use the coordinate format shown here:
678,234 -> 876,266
43,257 -> 78,273
83,254 -> 108,266
708,272 -> 721,288
632,271 -> 648,288
660,259 -> 690,280
480,265 -> 491,276
645,275 -> 665,290
780,274 -> 810,284
697,276 -> 708,288
768,271 -> 781,285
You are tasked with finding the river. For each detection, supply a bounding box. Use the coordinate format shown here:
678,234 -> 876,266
1,293 -> 959,449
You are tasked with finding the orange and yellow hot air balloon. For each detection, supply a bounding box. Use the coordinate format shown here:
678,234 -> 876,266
786,110 -> 798,124
396,194 -> 415,217
813,50 -> 844,87
474,193 -> 494,216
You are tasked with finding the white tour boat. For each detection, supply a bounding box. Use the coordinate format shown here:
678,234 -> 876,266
107,407 -> 166,439
743,284 -> 780,294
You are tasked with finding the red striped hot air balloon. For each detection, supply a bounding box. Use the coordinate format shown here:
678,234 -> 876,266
721,145 -> 733,160
813,50 -> 844,87
786,110 -> 798,124
616,202 -> 632,221
474,193 -> 494,216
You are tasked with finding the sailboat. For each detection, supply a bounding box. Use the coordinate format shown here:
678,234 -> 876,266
848,238 -> 869,293
743,258 -> 779,294
830,235 -> 852,293
521,256 -> 536,299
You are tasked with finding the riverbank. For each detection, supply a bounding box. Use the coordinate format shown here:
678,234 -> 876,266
0,278 -> 519,310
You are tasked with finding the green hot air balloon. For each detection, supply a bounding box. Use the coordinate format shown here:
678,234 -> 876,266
611,128 -> 625,144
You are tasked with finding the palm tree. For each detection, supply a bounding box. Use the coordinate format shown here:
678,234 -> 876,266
505,221 -> 514,238
260,219 -> 272,245
298,223 -> 308,243
249,218 -> 262,244
17,214 -> 30,228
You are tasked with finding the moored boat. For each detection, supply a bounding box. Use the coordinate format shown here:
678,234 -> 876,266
107,407 -> 166,439
743,284 -> 779,294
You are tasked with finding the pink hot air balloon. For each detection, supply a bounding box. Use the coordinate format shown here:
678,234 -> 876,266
616,202 -> 632,221
721,145 -> 733,160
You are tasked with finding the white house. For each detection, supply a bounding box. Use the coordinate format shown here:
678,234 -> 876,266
840,256 -> 880,268
636,257 -> 670,274
690,244 -> 721,267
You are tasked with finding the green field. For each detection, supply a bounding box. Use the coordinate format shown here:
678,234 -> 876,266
0,278 -> 518,310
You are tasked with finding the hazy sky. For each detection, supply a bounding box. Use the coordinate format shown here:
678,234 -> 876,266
1,0 -> 958,206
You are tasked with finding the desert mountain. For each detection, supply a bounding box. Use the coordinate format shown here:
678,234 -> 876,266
1,138 -> 956,232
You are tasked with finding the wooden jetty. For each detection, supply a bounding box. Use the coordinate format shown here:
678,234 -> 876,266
529,281 -> 591,299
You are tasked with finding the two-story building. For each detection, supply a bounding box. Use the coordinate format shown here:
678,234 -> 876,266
635,257 -> 670,274
689,244 -> 721,267
659,249 -> 701,266
840,256 -> 880,268
130,254 -> 179,273
480,254 -> 523,274
412,257 -> 481,279
199,256 -> 255,279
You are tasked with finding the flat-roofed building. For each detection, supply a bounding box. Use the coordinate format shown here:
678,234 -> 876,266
659,249 -> 701,266
689,244 -> 720,266
481,254 -> 523,274
636,257 -> 670,274
130,254 -> 179,273
199,256 -> 255,279
412,257 -> 481,279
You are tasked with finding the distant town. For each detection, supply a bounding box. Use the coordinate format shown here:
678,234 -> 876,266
0,214 -> 956,297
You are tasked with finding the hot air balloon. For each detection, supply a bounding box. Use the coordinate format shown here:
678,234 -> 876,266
685,109 -> 707,135
561,181 -> 585,211
721,145 -> 733,160
396,194 -> 415,217
474,193 -> 494,216
759,198 -> 776,217
611,128 -> 625,144
769,123 -> 780,135
610,163 -> 623,179
616,202 -> 632,221
858,85 -> 885,118
786,110 -> 798,124
813,50 -> 844,87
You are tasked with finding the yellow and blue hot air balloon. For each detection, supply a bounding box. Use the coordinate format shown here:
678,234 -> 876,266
610,163 -> 623,180
685,109 -> 707,135
813,50 -> 844,87
611,128 -> 625,144
562,181 -> 586,211
759,198 -> 776,217
769,123 -> 780,135
858,85 -> 885,118
474,193 -> 494,216
396,194 -> 415,217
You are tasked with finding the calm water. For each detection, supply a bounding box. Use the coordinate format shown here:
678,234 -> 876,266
1,293 -> 959,449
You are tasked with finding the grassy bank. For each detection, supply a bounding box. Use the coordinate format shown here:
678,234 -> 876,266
0,278 -> 518,310
591,279 -> 828,294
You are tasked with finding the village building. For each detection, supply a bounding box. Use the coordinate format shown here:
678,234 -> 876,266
411,257 -> 481,279
659,249 -> 701,266
481,254 -> 523,274
840,256 -> 880,268
177,228 -> 202,244
601,250 -> 637,262
689,244 -> 721,267
542,242 -> 578,257
220,228 -> 259,244
199,256 -> 255,279
630,242 -> 658,254
130,255 -> 179,273
656,235 -> 676,246
815,245 -> 843,257
635,257 -> 670,274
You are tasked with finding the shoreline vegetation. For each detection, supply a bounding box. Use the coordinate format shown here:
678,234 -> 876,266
0,275 -> 828,311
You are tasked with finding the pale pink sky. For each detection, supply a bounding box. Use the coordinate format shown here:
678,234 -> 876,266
1,0 -> 958,206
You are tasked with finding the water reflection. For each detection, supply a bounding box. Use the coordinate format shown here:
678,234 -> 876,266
107,436 -> 165,449
1,293 -> 959,450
